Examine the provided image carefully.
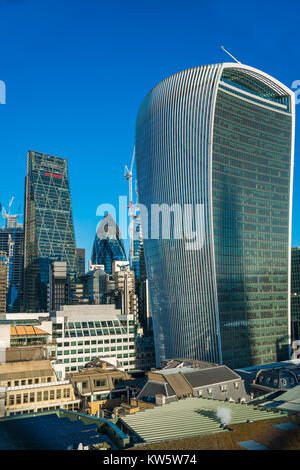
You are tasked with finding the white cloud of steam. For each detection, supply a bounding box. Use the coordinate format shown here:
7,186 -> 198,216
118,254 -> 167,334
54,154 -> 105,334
216,407 -> 232,424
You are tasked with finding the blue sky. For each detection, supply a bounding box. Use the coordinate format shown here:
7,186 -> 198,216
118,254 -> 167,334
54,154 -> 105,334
0,0 -> 299,265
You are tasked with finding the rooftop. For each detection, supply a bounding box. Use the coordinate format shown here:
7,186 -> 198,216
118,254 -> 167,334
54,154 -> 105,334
0,411 -> 117,450
119,396 -> 286,444
10,326 -> 49,336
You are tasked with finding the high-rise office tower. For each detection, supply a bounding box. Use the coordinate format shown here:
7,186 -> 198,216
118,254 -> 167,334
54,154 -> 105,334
23,150 -> 77,312
76,248 -> 86,277
48,261 -> 69,312
0,218 -> 24,312
135,63 -> 295,369
0,251 -> 8,313
291,247 -> 300,342
91,213 -> 127,275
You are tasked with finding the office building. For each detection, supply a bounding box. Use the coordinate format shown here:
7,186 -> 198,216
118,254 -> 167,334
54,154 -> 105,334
80,266 -> 107,304
0,252 -> 8,313
291,247 -> 300,341
48,261 -> 69,312
0,223 -> 24,313
91,213 -> 127,275
23,150 -> 77,312
0,360 -> 80,417
67,359 -> 132,415
51,304 -> 137,378
76,248 -> 86,277
135,63 -> 295,368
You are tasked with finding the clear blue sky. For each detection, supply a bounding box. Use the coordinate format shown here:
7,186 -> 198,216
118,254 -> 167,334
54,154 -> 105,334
0,0 -> 299,265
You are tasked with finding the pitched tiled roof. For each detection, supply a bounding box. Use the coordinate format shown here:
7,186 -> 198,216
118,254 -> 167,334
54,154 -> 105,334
137,381 -> 176,400
182,366 -> 240,388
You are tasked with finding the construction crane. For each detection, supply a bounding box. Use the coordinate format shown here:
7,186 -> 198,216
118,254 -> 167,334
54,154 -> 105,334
124,147 -> 135,267
2,197 -> 21,229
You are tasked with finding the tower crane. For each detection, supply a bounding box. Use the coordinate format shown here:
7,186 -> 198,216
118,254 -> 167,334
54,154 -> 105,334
124,147 -> 135,267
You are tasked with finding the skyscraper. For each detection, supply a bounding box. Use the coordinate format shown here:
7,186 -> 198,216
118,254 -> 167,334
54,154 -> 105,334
135,63 -> 295,369
0,225 -> 24,312
291,247 -> 300,342
76,248 -> 86,277
91,213 -> 127,275
23,150 -> 77,312
0,251 -> 8,313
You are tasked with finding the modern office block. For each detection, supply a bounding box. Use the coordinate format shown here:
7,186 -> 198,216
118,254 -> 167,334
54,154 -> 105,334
0,226 -> 23,312
76,248 -> 86,277
48,261 -> 69,312
0,251 -> 8,313
51,304 -> 137,378
91,213 -> 127,275
23,151 -> 77,312
135,63 -> 295,369
291,247 -> 300,342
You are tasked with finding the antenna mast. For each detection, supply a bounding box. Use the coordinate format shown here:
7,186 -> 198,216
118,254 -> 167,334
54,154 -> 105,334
220,46 -> 241,64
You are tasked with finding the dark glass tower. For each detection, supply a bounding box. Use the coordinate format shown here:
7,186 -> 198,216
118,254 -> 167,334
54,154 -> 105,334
136,63 -> 295,369
91,213 -> 127,275
76,248 -> 86,276
0,226 -> 24,312
291,248 -> 300,342
23,150 -> 77,312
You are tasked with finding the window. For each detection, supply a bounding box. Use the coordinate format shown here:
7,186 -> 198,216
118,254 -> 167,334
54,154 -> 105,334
220,385 -> 227,392
23,394 -> 28,404
21,380 -> 26,386
16,394 -> 21,404
43,391 -> 49,400
82,382 -> 87,389
95,380 -> 106,387
14,381 -> 19,386
56,389 -> 61,399
9,395 -> 14,405
30,393 -> 35,403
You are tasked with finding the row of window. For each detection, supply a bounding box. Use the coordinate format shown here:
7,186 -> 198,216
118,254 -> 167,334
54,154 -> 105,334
6,377 -> 53,388
6,387 -> 71,406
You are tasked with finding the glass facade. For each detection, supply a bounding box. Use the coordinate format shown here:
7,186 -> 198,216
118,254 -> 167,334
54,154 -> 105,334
213,74 -> 292,367
91,213 -> 127,274
291,248 -> 300,341
135,63 -> 294,369
23,150 -> 77,312
0,227 -> 24,312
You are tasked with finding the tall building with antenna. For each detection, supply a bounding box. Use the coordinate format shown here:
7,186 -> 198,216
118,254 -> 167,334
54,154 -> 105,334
136,62 -> 295,369
0,199 -> 24,312
23,150 -> 77,312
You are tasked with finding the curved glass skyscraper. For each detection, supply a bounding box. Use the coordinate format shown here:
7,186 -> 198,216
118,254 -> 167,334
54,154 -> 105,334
135,63 -> 295,369
91,213 -> 127,274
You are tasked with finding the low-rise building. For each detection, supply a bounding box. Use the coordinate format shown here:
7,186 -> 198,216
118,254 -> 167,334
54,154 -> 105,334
138,361 -> 248,404
67,358 -> 132,415
0,360 -> 80,417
